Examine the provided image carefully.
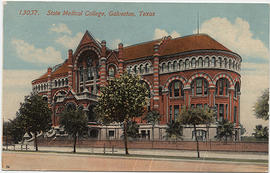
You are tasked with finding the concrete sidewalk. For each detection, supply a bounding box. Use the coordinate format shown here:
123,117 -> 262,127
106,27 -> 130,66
5,144 -> 268,161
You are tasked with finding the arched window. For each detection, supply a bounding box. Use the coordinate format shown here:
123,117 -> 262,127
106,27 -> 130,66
87,67 -> 93,80
139,64 -> 143,74
58,80 -> 61,87
235,82 -> 240,97
205,57 -> 209,67
179,60 -> 183,70
198,57 -> 203,67
212,57 -> 216,67
145,63 -> 149,73
169,80 -> 184,97
65,78 -> 68,85
167,62 -> 171,72
191,58 -> 196,68
108,66 -> 115,78
215,78 -> 230,96
232,61 -> 235,70
161,63 -> 166,72
42,96 -> 48,102
229,59 -> 232,69
62,79 -> 64,86
133,65 -> 137,74
191,78 -> 208,96
41,84 -> 43,91
219,57 -> 222,68
185,59 -> 189,69
173,61 -> 177,71
55,80 -> 57,87
224,58 -> 228,68
88,104 -> 97,122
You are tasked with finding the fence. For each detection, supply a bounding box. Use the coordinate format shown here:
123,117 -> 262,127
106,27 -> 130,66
36,138 -> 268,153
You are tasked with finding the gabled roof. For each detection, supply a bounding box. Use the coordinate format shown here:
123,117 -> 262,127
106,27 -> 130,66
74,30 -> 101,56
122,34 -> 232,61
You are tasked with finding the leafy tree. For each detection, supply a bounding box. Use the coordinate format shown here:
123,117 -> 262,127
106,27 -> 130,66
178,107 -> 214,158
18,93 -> 52,151
4,115 -> 25,144
143,110 -> 161,141
254,89 -> 269,120
165,120 -> 183,140
215,119 -> 234,144
253,125 -> 268,140
59,109 -> 88,153
95,72 -> 148,155
125,120 -> 140,138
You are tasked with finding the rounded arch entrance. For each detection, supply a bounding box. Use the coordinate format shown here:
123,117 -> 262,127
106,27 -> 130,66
87,103 -> 97,122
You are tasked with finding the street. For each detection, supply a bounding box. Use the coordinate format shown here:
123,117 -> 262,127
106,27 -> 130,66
2,151 -> 268,172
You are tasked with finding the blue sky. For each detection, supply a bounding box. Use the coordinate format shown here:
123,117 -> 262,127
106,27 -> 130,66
2,2 -> 269,135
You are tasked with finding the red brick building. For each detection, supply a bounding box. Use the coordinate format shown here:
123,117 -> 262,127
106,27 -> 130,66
32,31 -> 241,140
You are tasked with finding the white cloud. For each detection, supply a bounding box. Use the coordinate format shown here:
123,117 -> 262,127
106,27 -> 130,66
11,39 -> 63,65
50,23 -> 72,35
198,17 -> 269,59
153,28 -> 180,39
2,69 -> 44,120
55,32 -> 83,49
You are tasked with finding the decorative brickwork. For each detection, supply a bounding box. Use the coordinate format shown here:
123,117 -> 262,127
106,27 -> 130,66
32,31 -> 242,140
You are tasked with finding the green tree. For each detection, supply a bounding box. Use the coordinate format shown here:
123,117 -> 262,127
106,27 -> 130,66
18,93 -> 52,151
5,115 -> 25,144
253,125 -> 268,140
215,119 -> 234,144
178,107 -> 214,158
125,120 -> 140,138
143,110 -> 161,141
59,109 -> 88,153
254,89 -> 269,120
165,120 -> 183,140
95,72 -> 148,155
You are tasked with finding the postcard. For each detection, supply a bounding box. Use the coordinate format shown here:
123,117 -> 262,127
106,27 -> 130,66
2,1 -> 269,172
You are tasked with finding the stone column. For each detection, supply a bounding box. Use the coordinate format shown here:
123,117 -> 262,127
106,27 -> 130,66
208,85 -> 216,108
93,67 -> 97,95
153,43 -> 160,110
184,87 -> 191,107
47,67 -> 52,104
118,43 -> 124,76
228,87 -> 235,122
237,92 -> 241,126
83,67 -> 87,90
100,40 -> 107,87
68,49 -> 73,91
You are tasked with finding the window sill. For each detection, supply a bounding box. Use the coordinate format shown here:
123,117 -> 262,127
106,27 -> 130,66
191,95 -> 208,98
169,96 -> 184,100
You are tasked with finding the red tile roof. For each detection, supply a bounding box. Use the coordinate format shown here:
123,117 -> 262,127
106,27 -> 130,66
35,34 -> 231,81
122,34 -> 231,60
36,61 -> 69,80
